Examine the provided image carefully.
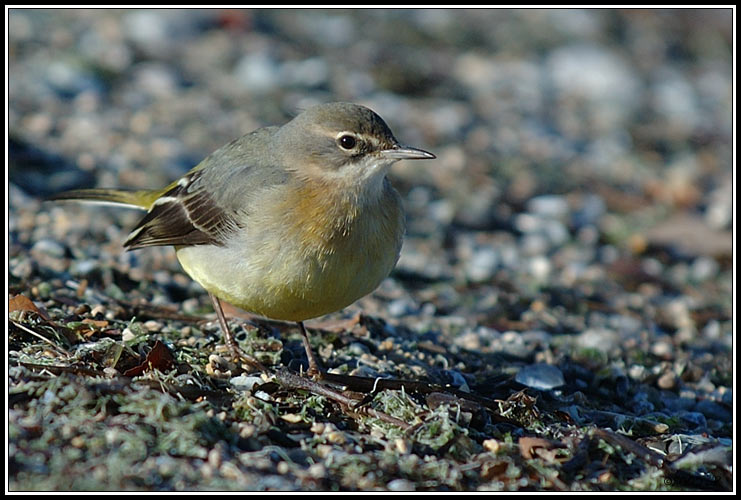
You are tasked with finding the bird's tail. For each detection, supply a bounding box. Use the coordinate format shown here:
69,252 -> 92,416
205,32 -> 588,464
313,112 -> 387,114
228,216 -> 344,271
48,188 -> 164,210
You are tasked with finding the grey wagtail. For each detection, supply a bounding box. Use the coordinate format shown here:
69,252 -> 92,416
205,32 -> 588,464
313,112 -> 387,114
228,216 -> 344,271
51,102 -> 436,375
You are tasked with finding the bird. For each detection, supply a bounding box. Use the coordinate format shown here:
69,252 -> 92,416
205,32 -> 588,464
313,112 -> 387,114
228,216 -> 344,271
51,102 -> 436,375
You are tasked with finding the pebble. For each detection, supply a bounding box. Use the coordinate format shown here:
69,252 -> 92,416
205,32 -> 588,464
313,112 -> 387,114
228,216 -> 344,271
394,438 -> 411,455
387,299 -> 413,318
347,342 -> 370,356
133,63 -> 178,98
31,239 -> 66,258
143,320 -> 162,332
547,43 -> 639,125
720,389 -> 733,406
229,376 -> 263,392
387,479 -> 416,492
9,258 -> 33,279
234,53 -> 281,93
657,372 -> 678,390
630,391 -> 654,415
572,194 -> 606,228
628,364 -> 648,382
526,195 -> 569,219
465,247 -> 499,283
280,413 -> 303,424
444,369 -> 471,392
528,255 -> 552,281
678,411 -> 707,429
497,331 -> 531,359
121,328 -> 136,342
483,439 -> 500,453
207,446 -> 223,469
690,257 -> 719,281
281,57 -> 328,88
515,363 -> 565,391
694,399 -> 731,422
576,328 -> 619,353
124,10 -> 169,47
661,394 -> 696,412
307,463 -> 326,479
326,431 -> 347,445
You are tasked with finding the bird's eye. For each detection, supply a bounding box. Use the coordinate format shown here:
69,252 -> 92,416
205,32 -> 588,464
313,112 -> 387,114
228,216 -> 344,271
338,134 -> 357,150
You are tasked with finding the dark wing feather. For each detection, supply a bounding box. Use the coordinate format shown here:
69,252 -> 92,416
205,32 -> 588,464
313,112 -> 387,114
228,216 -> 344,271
124,126 -> 287,250
124,171 -> 241,250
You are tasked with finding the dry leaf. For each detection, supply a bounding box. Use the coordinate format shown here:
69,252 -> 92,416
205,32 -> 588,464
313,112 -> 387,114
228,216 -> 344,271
82,318 -> 109,328
9,294 -> 50,321
123,340 -> 175,376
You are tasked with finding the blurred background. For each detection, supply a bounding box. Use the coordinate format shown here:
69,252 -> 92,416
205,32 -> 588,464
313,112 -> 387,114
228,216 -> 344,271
6,8 -> 734,492
8,9 -> 733,352
9,8 -> 733,324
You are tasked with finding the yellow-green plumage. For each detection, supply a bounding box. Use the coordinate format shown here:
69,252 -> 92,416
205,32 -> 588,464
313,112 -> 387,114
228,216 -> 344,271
175,176 -> 405,321
49,103 -> 434,371
48,187 -> 167,210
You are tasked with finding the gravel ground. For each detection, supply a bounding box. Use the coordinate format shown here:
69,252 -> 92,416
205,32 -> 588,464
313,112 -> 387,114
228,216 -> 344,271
8,8 -> 734,492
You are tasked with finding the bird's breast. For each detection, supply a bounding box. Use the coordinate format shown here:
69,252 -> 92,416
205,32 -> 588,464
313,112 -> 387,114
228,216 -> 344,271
176,179 -> 405,321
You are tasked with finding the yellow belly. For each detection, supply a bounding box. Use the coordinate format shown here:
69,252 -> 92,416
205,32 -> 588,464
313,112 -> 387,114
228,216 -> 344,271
176,183 -> 404,321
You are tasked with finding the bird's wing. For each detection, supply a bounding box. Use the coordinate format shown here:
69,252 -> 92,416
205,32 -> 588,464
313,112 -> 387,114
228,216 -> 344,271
124,127 -> 286,250
123,169 -> 239,249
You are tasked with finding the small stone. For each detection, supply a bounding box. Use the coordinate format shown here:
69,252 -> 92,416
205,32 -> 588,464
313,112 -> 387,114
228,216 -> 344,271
234,53 -> 280,93
465,247 -> 499,282
326,431 -> 347,445
230,375 -> 263,392
143,320 -> 162,332
208,354 -> 226,366
527,195 -> 569,218
577,328 -> 619,353
70,436 -> 85,448
316,445 -> 332,459
395,438 -> 410,455
455,331 -> 482,350
694,400 -> 731,422
387,299 -> 412,317
310,422 -> 325,435
651,339 -> 674,359
74,303 -> 91,315
280,413 -> 303,424
307,463 -> 326,479
657,372 -> 678,390
239,423 -> 257,438
483,439 -> 500,453
208,447 -> 222,469
528,255 -> 552,281
347,342 -> 370,356
679,411 -> 707,429
31,238 -> 66,258
121,328 -> 136,342
276,461 -> 290,475
387,479 -> 415,492
90,304 -> 106,317
515,363 -> 565,391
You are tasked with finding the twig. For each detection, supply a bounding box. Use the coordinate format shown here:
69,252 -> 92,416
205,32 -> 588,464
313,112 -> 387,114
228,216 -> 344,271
15,361 -> 101,377
318,371 -> 521,426
10,320 -> 71,356
275,369 -> 412,430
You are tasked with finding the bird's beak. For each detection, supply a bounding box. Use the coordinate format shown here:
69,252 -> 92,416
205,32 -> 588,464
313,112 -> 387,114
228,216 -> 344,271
380,144 -> 436,160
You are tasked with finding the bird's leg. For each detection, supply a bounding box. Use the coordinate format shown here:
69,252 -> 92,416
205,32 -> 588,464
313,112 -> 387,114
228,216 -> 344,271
298,321 -> 323,378
209,292 -> 267,373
